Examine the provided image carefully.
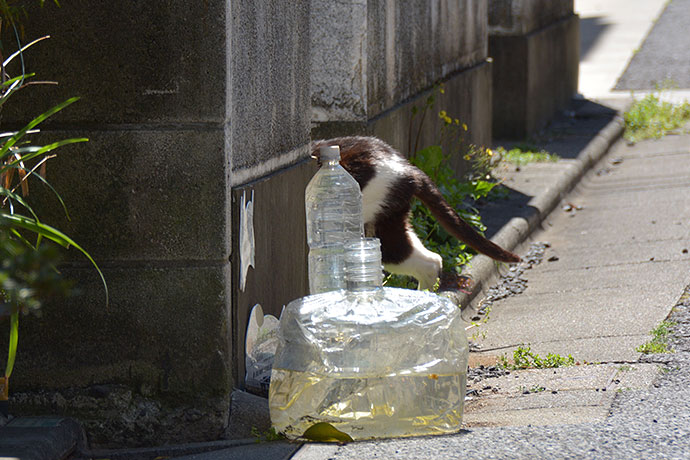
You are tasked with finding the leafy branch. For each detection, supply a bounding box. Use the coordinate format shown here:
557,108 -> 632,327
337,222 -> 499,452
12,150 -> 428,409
0,33 -> 106,404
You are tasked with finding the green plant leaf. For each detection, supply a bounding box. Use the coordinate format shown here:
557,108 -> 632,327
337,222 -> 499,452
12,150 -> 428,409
1,213 -> 109,306
7,164 -> 71,220
6,137 -> 88,166
302,422 -> 353,443
0,72 -> 35,89
5,311 -> 18,378
0,186 -> 40,220
413,145 -> 444,172
0,97 -> 81,161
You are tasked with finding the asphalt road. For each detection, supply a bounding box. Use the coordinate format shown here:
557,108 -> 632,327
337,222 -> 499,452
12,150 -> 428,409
615,0 -> 690,90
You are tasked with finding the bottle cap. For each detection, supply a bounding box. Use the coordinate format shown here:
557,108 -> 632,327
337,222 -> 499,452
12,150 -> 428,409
320,145 -> 341,162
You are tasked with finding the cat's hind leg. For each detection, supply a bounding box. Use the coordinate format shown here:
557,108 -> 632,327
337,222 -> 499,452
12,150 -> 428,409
383,228 -> 442,290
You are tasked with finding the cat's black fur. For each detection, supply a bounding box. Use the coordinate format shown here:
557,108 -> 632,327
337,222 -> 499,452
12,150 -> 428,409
311,136 -> 520,289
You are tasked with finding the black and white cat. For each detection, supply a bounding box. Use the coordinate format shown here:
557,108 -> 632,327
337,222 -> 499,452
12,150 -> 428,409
311,136 -> 520,289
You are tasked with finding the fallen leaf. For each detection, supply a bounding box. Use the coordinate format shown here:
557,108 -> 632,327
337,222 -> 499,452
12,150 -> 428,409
302,422 -> 354,443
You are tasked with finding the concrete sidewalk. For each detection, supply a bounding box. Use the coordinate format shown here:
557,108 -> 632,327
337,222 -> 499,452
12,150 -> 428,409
461,129 -> 690,426
292,128 -> 690,460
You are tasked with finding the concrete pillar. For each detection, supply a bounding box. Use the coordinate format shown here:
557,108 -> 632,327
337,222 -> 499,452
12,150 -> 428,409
0,0 -> 311,448
489,0 -> 580,138
311,0 -> 492,174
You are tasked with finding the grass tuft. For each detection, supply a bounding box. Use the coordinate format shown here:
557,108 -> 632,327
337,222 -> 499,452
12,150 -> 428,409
624,93 -> 690,143
499,344 -> 575,370
494,146 -> 559,166
636,321 -> 676,354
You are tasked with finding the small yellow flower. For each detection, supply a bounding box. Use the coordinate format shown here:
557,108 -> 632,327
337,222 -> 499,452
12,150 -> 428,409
439,110 -> 447,118
462,123 -> 468,131
486,148 -> 494,156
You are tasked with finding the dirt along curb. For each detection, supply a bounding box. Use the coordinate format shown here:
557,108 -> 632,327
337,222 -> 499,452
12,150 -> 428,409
442,109 -> 625,311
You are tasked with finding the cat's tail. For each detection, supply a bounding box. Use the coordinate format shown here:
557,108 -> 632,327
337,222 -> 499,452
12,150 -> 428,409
414,173 -> 521,263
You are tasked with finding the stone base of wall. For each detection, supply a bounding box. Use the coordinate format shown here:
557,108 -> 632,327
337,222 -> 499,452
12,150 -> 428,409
490,14 -> 579,139
7,262 -> 233,448
11,386 -> 229,448
311,61 -> 493,176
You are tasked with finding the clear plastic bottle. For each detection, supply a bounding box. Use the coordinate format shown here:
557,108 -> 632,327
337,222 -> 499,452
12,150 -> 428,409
269,238 -> 468,441
305,145 -> 364,294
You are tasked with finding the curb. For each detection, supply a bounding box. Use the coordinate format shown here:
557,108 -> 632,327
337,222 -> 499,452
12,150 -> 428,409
446,113 -> 626,310
0,416 -> 85,460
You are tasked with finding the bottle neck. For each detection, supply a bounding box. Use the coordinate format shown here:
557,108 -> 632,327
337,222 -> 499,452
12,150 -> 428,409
320,145 -> 341,166
344,238 -> 384,292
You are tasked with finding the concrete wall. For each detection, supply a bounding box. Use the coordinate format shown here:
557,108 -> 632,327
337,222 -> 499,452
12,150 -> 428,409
311,0 -> 492,164
0,0 -> 534,449
488,0 -> 579,138
489,0 -> 574,35
0,0 -> 311,448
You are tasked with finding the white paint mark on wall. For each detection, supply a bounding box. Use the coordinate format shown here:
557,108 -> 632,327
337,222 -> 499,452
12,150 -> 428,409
143,82 -> 180,95
239,190 -> 255,291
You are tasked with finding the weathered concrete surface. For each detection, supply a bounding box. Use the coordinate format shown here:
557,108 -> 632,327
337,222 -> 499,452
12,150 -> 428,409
313,62 -> 493,160
372,61 -> 493,164
310,0 -> 368,123
1,2 -> 226,125
0,0 -> 312,448
489,0 -> 573,35
472,134 -> 690,364
445,98 -> 623,310
228,1 -> 312,183
311,0 -> 491,170
366,0 -> 487,117
464,364 -> 659,427
490,13 -> 580,138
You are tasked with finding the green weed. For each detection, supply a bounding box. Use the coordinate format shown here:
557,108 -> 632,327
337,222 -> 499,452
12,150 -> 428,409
624,92 -> 690,143
636,321 -> 676,354
500,344 -> 576,370
494,146 -> 559,166
386,87 -> 504,288
251,426 -> 284,443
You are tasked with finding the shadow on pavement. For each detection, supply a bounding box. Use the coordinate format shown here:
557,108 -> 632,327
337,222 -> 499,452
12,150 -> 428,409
481,97 -> 619,238
579,16 -> 611,61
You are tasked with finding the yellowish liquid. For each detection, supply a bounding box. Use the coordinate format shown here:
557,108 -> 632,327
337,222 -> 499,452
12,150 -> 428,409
269,369 -> 466,440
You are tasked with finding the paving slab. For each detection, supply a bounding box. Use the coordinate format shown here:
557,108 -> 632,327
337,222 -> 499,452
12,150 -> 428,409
464,363 -> 660,427
467,133 -> 690,372
475,335 -> 651,365
525,240 -> 690,275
